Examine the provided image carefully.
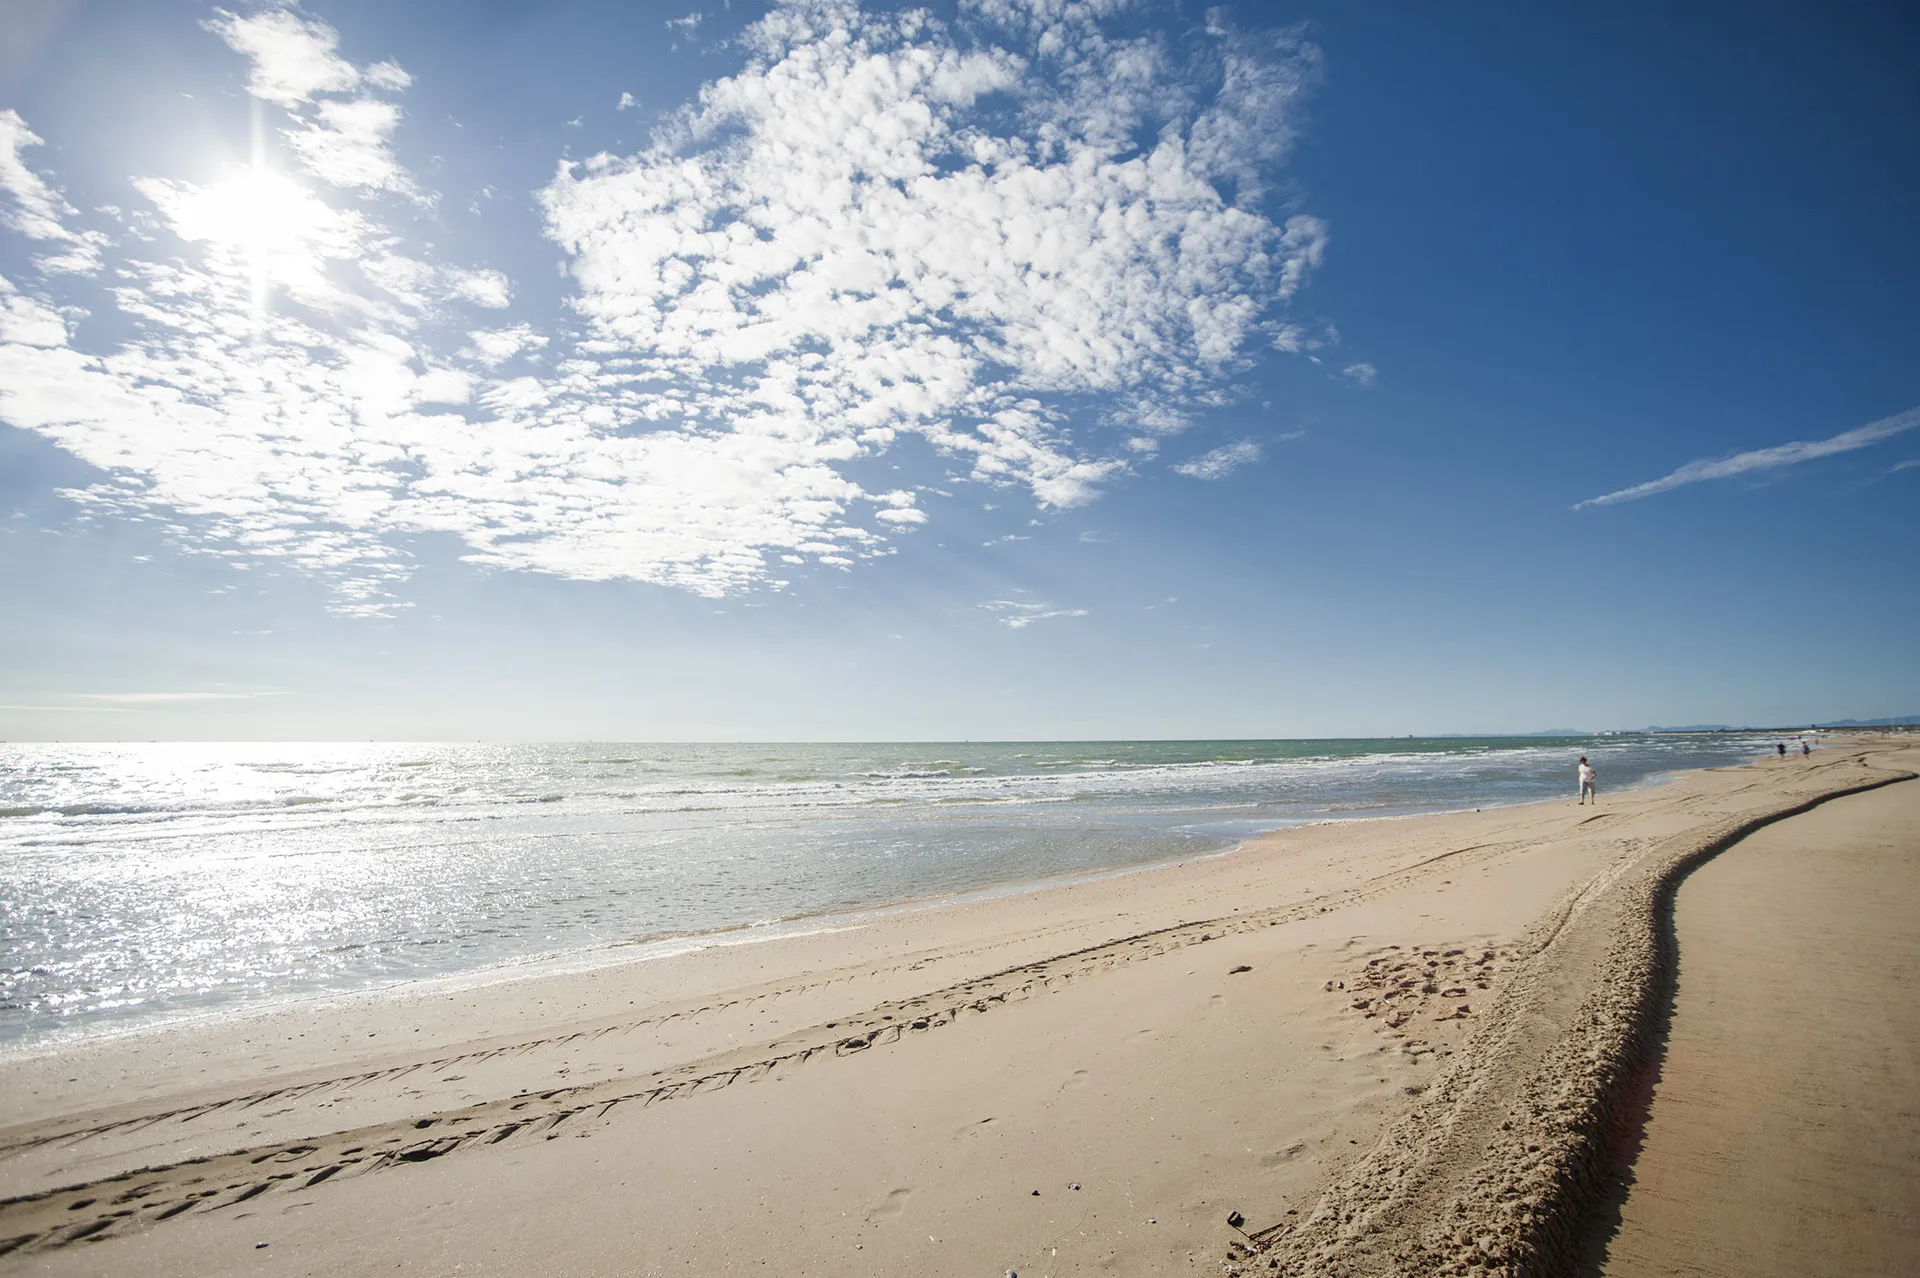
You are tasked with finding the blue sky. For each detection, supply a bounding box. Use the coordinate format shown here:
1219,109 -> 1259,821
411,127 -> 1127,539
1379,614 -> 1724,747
1,0 -> 1915,741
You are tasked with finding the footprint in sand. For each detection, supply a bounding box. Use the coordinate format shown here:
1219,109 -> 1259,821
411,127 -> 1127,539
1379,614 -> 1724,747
1259,1142 -> 1310,1168
866,1187 -> 912,1222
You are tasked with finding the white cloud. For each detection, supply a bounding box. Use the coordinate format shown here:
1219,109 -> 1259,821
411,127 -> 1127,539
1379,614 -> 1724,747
0,275 -> 68,347
542,0 -> 1325,516
0,0 -> 1331,613
463,324 -> 550,367
1187,19 -> 1323,206
1174,439 -> 1261,479
287,97 -> 409,192
1575,405 -> 1920,509
1892,458 -> 1920,473
209,9 -> 416,199
445,266 -> 511,308
0,110 -> 104,272
205,8 -> 362,105
618,92 -> 638,111
871,488 -> 927,523
0,111 -> 71,240
1339,361 -> 1377,387
666,12 -> 703,34
365,60 -> 412,92
980,599 -> 1088,629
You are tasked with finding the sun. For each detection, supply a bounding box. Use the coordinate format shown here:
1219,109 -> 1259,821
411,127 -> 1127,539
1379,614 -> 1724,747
162,166 -> 346,321
193,168 -> 330,259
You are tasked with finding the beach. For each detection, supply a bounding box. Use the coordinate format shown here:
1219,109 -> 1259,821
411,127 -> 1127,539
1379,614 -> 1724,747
0,739 -> 1912,1276
1587,757 -> 1920,1276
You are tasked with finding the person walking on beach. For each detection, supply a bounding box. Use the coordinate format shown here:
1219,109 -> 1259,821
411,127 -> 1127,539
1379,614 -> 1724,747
1577,756 -> 1597,805
1777,742 -> 1786,759
1801,740 -> 1810,757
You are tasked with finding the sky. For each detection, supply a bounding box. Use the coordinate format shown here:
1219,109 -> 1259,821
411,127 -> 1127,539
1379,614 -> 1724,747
0,0 -> 1915,741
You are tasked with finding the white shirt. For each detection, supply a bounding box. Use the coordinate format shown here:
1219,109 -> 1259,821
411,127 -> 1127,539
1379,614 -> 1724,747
1578,763 -> 1596,786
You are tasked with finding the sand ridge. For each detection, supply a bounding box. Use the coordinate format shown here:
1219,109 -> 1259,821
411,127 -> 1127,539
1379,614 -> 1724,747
1238,750 -> 1914,1277
1590,763 -> 1920,1277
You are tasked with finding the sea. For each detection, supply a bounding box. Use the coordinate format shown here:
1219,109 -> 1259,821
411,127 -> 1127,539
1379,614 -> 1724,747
0,734 -> 1782,1053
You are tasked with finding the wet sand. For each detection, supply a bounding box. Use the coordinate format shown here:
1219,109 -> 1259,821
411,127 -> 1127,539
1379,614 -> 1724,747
0,741 -> 1909,1276
1591,750 -> 1920,1277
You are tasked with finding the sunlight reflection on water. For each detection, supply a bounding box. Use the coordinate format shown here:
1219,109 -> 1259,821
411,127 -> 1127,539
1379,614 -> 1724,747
0,734 -> 1777,1049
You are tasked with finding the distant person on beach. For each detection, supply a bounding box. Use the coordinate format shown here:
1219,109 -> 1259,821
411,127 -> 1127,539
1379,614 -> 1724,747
1801,740 -> 1810,757
1577,756 -> 1597,804
1777,742 -> 1786,758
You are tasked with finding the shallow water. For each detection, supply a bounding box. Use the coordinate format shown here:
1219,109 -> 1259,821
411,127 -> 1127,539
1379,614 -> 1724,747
0,734 -> 1776,1050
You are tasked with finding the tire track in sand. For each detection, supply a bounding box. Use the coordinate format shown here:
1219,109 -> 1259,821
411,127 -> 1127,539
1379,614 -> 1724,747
1222,758 -> 1914,1278
0,834 -> 1537,1259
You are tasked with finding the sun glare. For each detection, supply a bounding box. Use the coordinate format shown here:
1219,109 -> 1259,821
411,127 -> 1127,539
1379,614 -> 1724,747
166,166 -> 340,321
195,168 -> 326,257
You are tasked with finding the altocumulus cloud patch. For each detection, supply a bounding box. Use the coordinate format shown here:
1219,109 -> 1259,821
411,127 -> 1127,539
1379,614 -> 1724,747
0,0 -> 1329,615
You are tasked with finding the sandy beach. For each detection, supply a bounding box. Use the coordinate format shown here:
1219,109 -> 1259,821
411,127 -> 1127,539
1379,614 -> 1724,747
1587,754 -> 1920,1277
1,741 -> 1912,1277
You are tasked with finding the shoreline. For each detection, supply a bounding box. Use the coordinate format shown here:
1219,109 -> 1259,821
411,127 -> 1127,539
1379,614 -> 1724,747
0,755 -> 1729,1064
1,740 -> 1908,1275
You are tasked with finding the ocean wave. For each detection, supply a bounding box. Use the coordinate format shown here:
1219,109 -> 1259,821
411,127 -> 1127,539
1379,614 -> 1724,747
240,763 -> 363,775
52,803 -> 167,817
0,737 -> 1761,842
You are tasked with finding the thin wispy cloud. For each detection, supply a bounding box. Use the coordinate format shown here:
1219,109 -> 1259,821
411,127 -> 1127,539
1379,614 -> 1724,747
1174,440 -> 1261,479
1575,405 -> 1920,509
0,112 -> 70,238
77,691 -> 283,703
979,599 -> 1088,629
0,0 -> 1331,614
1339,361 -> 1377,387
0,109 -> 104,272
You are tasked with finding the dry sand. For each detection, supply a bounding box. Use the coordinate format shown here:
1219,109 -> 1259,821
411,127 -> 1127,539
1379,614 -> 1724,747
1588,751 -> 1920,1277
0,741 -> 1910,1277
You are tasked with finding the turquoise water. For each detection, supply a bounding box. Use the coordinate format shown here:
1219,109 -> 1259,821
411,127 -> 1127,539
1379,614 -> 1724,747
0,734 -> 1774,1049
